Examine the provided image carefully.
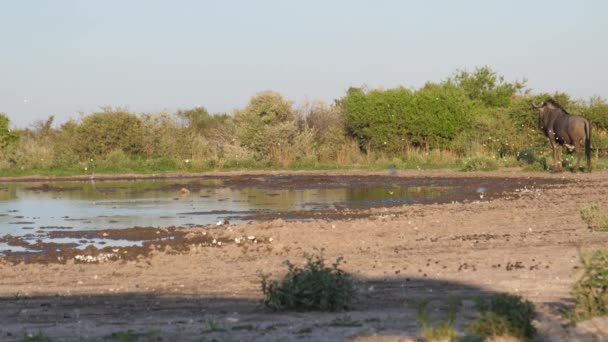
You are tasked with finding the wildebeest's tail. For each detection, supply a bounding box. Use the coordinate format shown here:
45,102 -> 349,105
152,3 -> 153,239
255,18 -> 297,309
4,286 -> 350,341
585,120 -> 592,172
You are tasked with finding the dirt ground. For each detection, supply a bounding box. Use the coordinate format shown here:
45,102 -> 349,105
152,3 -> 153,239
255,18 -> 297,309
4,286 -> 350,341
1,169 -> 608,341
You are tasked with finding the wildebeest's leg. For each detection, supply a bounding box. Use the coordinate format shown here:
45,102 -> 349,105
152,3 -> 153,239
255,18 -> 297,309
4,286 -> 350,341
573,139 -> 583,173
556,145 -> 564,172
549,133 -> 562,172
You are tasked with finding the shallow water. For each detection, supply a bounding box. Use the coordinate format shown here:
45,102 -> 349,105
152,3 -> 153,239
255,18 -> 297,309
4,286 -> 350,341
0,175 -> 558,254
0,178 -> 455,235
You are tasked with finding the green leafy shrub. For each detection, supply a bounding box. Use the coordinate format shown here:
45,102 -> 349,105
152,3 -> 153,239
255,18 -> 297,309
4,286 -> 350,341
235,91 -> 295,156
71,108 -> 145,157
259,253 -> 356,311
450,66 -> 526,108
340,86 -> 412,153
585,96 -> 608,131
408,82 -> 473,149
567,249 -> 608,321
466,293 -> 536,340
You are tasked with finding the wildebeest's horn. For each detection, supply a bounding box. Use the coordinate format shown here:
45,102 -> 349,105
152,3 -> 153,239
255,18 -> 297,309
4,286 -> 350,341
531,100 -> 543,108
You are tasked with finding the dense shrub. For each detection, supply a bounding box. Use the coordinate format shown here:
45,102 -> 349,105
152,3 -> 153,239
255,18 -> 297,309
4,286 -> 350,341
451,66 -> 525,108
235,91 -> 295,156
408,82 -> 473,149
585,96 -> 608,131
69,108 -> 145,158
259,253 -> 356,311
340,86 -> 412,153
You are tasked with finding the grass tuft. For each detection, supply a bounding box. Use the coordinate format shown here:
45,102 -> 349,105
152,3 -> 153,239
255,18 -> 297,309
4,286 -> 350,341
565,249 -> 608,322
417,298 -> 460,342
581,204 -> 608,232
466,293 -> 536,341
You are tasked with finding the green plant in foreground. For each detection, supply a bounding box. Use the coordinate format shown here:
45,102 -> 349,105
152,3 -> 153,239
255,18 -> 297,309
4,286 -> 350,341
581,204 -> 608,232
417,298 -> 459,342
22,332 -> 54,342
566,249 -> 608,322
330,314 -> 363,327
466,293 -> 536,341
104,329 -> 160,342
205,320 -> 226,333
259,252 -> 356,311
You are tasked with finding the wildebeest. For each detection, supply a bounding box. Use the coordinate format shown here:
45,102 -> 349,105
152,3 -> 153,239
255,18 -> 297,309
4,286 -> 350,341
532,99 -> 591,173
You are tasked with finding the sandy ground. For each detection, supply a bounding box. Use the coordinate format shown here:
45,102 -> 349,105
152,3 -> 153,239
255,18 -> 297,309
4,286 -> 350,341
1,169 -> 608,341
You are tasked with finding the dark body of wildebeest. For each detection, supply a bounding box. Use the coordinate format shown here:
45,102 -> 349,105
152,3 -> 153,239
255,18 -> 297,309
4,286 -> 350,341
532,99 -> 591,173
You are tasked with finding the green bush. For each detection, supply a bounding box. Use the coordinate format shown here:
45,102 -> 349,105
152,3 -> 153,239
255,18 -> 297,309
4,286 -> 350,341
466,293 -> 536,340
340,86 -> 412,153
340,82 -> 474,153
235,91 -> 295,157
450,66 -> 526,108
0,113 -> 19,163
585,96 -> 608,131
259,253 -> 356,311
567,249 -> 608,321
78,109 -> 145,157
408,82 -> 473,149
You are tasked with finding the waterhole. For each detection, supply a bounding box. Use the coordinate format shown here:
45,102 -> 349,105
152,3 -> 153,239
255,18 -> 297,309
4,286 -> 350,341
0,175 -> 563,255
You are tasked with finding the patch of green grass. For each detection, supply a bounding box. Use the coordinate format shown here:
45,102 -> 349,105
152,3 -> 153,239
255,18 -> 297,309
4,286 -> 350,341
294,327 -> 313,334
416,298 -> 460,342
104,329 -> 160,342
22,332 -> 54,342
259,252 -> 356,311
231,324 -> 257,331
203,320 -> 226,333
466,293 -> 536,341
460,156 -> 499,172
581,204 -> 608,232
329,314 -> 363,327
565,249 -> 608,322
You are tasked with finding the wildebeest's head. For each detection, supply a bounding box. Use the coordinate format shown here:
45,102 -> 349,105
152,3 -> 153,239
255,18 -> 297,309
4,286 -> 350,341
532,99 -> 567,130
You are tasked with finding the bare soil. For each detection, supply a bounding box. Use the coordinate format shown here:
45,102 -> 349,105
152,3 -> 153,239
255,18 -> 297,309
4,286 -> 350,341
1,169 -> 608,341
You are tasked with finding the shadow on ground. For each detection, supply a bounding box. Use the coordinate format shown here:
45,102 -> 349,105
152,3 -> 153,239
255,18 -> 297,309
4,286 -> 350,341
0,276 -> 604,342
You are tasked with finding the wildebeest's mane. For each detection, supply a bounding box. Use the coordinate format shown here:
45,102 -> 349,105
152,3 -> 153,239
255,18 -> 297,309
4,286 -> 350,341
545,99 -> 570,114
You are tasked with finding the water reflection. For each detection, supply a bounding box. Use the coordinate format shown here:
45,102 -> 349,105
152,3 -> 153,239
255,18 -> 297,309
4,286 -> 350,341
0,178 -> 466,239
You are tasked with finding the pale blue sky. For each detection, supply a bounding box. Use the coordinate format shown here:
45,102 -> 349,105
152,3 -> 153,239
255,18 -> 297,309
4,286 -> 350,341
1,0 -> 607,127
